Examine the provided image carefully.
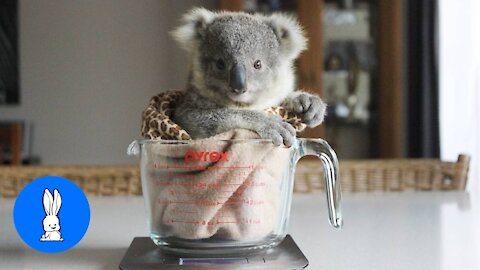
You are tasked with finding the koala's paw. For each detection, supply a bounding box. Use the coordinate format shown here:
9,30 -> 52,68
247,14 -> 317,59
291,94 -> 327,128
256,117 -> 296,147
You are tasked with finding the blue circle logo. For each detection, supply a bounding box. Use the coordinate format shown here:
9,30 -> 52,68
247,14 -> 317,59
13,176 -> 90,253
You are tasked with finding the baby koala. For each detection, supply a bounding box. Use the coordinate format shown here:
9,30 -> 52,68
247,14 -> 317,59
172,8 -> 326,147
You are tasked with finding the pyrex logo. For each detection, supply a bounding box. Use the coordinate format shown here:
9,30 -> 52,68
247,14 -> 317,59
184,151 -> 229,163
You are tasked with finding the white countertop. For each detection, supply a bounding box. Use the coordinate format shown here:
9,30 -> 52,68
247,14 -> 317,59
1,192 -> 479,270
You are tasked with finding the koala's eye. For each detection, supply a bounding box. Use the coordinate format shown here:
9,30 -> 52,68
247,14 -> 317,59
216,59 -> 225,70
254,60 -> 262,69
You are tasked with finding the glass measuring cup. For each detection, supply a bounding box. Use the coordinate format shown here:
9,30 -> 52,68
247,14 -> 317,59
127,138 -> 342,254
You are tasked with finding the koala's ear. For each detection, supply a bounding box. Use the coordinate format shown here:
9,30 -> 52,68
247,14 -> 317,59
171,7 -> 216,51
266,14 -> 308,60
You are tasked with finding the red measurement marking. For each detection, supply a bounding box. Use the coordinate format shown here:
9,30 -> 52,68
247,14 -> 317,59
167,220 -> 201,225
154,163 -> 266,171
159,199 -> 264,206
219,201 -> 243,205
217,183 -> 243,186
159,200 -> 217,206
155,182 -> 209,187
154,164 -> 207,170
205,182 -> 240,188
213,166 -> 255,169
166,219 -> 261,226
183,221 -> 200,224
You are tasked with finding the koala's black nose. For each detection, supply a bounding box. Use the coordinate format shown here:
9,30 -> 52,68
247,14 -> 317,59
229,64 -> 246,94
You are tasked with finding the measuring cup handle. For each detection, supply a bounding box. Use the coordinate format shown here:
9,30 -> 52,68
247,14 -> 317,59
297,138 -> 343,229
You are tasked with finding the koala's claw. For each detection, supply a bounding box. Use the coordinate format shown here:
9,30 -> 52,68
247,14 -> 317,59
292,94 -> 326,128
256,118 -> 296,147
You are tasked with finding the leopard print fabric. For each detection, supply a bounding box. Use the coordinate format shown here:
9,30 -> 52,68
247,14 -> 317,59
141,90 -> 306,140
264,106 -> 307,132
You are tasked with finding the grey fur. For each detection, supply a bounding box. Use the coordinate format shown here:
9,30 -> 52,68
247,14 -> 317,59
171,8 -> 326,146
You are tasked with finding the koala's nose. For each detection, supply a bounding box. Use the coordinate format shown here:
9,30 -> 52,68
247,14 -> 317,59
229,64 -> 247,94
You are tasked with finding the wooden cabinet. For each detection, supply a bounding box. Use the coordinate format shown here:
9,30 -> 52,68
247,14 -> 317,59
376,0 -> 403,158
0,122 -> 22,165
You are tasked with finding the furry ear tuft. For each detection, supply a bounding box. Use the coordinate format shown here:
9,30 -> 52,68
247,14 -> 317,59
171,7 -> 216,51
266,14 -> 308,60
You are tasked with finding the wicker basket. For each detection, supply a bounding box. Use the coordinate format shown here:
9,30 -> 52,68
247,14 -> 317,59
0,154 -> 470,197
294,154 -> 470,193
0,165 -> 140,198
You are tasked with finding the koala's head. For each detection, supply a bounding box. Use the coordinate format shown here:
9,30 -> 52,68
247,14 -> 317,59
172,8 -> 307,107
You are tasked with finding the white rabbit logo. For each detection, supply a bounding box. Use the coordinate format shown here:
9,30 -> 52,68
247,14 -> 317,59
40,189 -> 63,241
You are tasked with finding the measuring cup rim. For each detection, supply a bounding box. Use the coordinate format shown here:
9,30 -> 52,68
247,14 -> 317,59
131,138 -> 326,145
131,139 -> 287,145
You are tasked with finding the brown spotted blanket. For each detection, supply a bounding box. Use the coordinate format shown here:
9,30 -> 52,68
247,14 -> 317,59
141,90 -> 306,140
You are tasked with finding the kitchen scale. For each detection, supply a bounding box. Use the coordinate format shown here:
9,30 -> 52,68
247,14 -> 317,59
119,235 -> 308,270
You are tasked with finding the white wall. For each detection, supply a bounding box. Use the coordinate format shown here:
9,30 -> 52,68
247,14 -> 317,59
439,0 -> 480,193
0,0 -> 216,165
